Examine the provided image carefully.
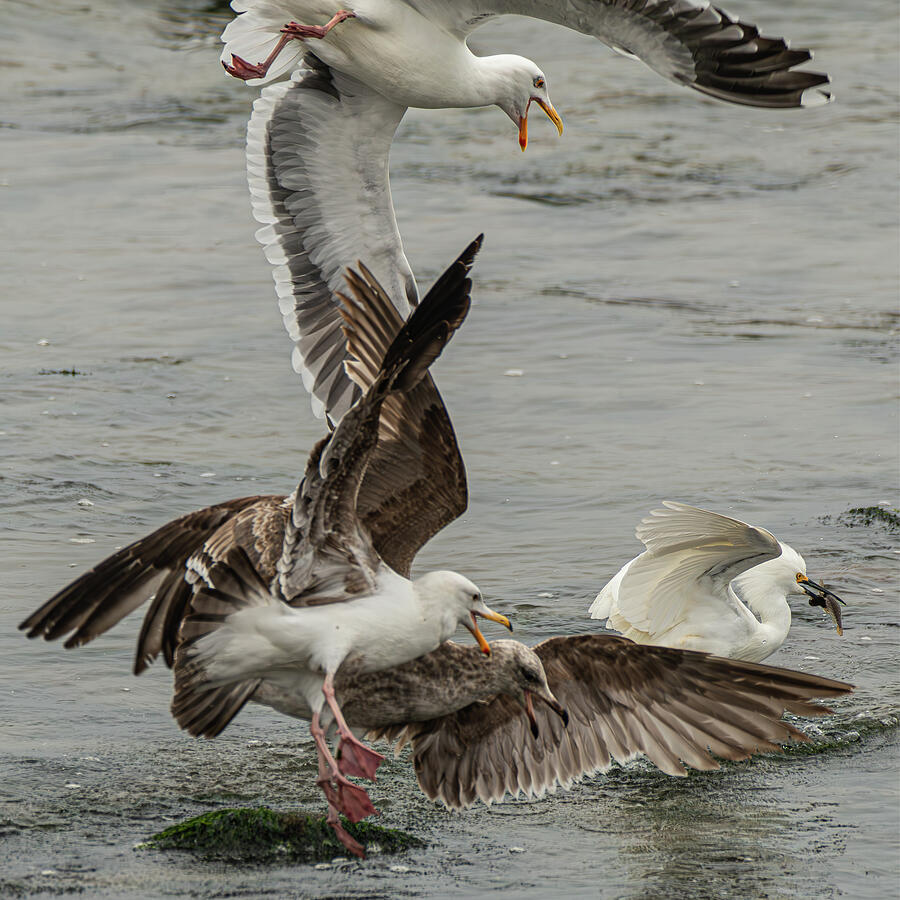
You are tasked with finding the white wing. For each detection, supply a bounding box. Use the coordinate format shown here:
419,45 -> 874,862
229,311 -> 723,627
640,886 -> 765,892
246,56 -> 417,422
438,0 -> 831,108
602,501 -> 783,641
588,556 -> 632,620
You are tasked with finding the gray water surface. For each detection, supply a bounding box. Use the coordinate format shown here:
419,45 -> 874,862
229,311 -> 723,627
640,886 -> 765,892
1,0 -> 898,897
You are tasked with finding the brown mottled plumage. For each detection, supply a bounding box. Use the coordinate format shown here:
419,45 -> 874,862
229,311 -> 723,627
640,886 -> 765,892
21,236 -> 496,860
243,634 -> 852,810
250,639 -> 554,730
368,635 -> 853,809
19,496 -> 278,673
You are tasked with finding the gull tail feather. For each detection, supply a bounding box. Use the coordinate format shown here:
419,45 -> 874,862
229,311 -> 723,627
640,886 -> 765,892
171,547 -> 272,737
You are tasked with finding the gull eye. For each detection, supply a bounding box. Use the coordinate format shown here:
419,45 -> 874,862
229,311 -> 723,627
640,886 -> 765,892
472,592 -> 479,602
533,75 -> 545,89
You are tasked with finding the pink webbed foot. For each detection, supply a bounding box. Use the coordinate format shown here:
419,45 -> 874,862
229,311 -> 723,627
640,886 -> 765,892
325,805 -> 366,858
336,779 -> 378,823
337,735 -> 385,781
281,10 -> 357,40
330,816 -> 366,858
222,54 -> 270,81
318,775 -> 377,823
222,11 -> 356,81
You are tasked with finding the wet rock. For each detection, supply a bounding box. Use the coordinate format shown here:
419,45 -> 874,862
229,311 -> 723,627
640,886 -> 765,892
139,806 -> 423,864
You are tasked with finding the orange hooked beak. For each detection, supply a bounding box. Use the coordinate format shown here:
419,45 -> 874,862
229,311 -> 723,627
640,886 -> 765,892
518,97 -> 564,151
464,607 -> 513,656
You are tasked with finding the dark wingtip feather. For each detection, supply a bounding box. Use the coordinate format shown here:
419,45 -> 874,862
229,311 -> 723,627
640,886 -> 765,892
652,4 -> 833,109
379,235 -> 482,384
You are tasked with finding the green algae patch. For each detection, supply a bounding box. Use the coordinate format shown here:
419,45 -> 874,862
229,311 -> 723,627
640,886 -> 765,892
836,506 -> 900,532
139,807 -> 422,864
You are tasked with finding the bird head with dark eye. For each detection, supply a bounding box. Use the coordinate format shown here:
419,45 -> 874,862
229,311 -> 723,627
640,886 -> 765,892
491,56 -> 563,151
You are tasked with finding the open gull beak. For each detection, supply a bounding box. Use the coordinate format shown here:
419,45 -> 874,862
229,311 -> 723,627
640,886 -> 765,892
518,98 -> 564,151
464,607 -> 513,656
524,689 -> 569,739
536,98 -> 564,136
798,576 -> 846,636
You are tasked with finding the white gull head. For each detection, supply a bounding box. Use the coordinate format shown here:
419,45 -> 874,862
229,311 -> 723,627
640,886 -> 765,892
414,570 -> 512,654
477,54 -> 564,150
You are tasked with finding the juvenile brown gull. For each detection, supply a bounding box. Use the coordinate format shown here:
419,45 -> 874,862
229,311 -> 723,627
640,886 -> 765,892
590,502 -> 846,661
366,635 -> 851,809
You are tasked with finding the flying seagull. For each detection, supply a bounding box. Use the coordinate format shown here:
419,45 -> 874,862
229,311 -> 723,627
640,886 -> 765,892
230,0 -> 830,421
222,1 -> 831,115
589,501 -> 846,662
20,237 -> 514,856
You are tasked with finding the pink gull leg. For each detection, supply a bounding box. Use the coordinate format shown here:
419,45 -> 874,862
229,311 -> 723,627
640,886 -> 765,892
322,671 -> 385,781
314,733 -> 367,858
223,10 -> 357,81
311,710 -> 377,824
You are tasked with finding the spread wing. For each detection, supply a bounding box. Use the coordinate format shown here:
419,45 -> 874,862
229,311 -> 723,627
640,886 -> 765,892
340,240 -> 480,576
277,240 -> 480,601
602,501 -> 783,639
395,634 -> 852,808
246,54 -> 415,422
423,0 -> 830,108
18,496 -> 276,673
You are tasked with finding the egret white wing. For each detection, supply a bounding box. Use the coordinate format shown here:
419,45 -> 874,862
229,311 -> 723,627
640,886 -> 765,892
588,556 -> 631,620
610,501 -> 782,635
247,55 -> 417,422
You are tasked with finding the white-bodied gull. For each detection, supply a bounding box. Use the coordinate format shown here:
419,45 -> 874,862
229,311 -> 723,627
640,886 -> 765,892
222,1 -> 831,112
228,0 -> 831,421
20,237 -> 515,856
590,501 -> 846,662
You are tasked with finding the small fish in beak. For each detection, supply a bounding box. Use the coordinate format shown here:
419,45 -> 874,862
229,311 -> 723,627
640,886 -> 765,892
798,575 -> 846,635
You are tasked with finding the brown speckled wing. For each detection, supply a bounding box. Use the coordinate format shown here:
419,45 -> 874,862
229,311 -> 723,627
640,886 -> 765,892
339,240 -> 479,577
190,497 -> 290,583
171,544 -> 275,737
276,239 -> 480,603
399,635 -> 853,808
18,496 -> 276,673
